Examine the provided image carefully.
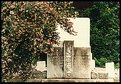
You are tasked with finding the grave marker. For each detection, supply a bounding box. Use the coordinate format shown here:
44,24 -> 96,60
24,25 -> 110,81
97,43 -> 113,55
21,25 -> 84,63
47,18 -> 92,78
106,62 -> 115,79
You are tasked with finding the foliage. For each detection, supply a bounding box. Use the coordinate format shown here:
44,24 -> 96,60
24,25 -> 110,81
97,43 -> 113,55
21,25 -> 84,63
94,57 -> 109,67
79,2 -> 120,67
1,1 -> 79,81
115,62 -> 120,69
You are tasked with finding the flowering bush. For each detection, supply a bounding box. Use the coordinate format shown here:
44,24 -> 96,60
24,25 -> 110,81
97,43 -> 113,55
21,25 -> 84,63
1,1 -> 79,81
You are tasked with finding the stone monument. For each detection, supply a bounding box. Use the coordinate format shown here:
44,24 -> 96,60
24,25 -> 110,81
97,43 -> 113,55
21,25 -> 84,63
27,18 -> 119,82
47,18 -> 92,79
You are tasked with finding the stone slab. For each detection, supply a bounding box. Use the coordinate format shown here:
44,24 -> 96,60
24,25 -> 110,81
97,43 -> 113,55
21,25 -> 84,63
47,42 -> 92,79
35,61 -> 47,72
105,62 -> 115,78
73,47 -> 91,78
27,79 -> 115,82
56,18 -> 90,47
47,47 -> 64,78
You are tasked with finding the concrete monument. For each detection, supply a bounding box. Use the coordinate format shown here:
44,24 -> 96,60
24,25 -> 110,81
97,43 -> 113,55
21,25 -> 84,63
47,18 -> 92,78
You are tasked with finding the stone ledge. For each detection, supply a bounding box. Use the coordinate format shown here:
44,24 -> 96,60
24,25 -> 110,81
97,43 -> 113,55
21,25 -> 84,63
26,79 -> 116,82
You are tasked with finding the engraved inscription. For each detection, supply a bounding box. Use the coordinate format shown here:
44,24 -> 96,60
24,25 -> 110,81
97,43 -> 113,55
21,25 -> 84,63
64,41 -> 73,78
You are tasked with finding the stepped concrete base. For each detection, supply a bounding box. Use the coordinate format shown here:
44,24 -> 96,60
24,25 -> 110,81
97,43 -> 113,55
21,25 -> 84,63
26,79 -> 117,82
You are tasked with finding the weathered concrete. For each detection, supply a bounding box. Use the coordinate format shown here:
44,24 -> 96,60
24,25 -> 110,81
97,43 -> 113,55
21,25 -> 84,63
47,41 -> 92,79
27,79 -> 115,82
63,41 -> 74,78
106,62 -> 115,79
35,61 -> 47,72
46,18 -> 91,79
57,18 -> 90,47
91,72 -> 108,79
114,69 -> 120,81
73,47 -> 91,78
91,67 -> 108,79
47,47 -> 64,78
31,71 -> 47,79
91,59 -> 95,71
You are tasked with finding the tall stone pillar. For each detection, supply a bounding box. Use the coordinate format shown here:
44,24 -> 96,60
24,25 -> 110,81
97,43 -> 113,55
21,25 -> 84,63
63,41 -> 74,78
